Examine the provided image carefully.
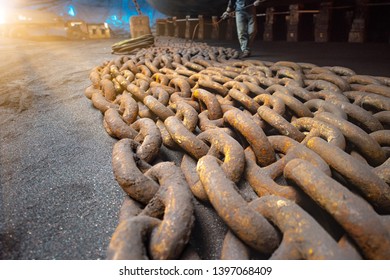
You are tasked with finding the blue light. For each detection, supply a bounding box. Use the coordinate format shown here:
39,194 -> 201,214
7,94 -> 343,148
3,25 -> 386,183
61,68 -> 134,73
68,5 -> 76,17
106,14 -> 123,27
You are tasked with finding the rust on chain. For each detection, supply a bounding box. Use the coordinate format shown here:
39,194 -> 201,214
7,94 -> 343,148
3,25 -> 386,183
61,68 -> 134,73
192,58 -> 214,68
223,81 -> 251,95
150,81 -> 176,95
306,137 -> 390,213
100,78 -> 117,101
314,72 -> 351,92
188,73 -> 209,84
285,84 -> 317,101
229,88 -> 260,114
118,195 -> 143,222
360,93 -> 390,112
314,89 -> 350,103
89,69 -> 101,88
107,216 -> 161,260
244,147 -> 301,202
170,92 -> 200,112
91,90 -> 119,113
209,74 -> 233,85
361,84 -> 390,98
181,154 -> 208,201
118,91 -> 138,125
373,158 -> 390,185
184,61 -> 206,72
197,155 -> 281,254
164,116 -> 209,159
172,101 -> 199,132
250,195 -> 361,259
137,101 -> 157,120
304,99 -> 348,120
192,88 -> 223,120
197,78 -> 229,97
134,75 -> 151,91
370,129 -> 390,158
112,139 -> 159,204
223,108 -> 276,167
168,77 -> 192,98
146,86 -> 170,106
347,75 -> 382,86
103,108 -> 138,139
234,74 -> 262,86
144,59 -> 159,74
176,68 -> 197,79
197,128 -> 245,183
276,61 -> 303,72
276,68 -> 304,87
272,91 -> 313,118
130,118 -> 162,163
84,85 -> 100,99
156,120 -> 180,150
221,230 -> 251,260
151,72 -> 170,85
266,84 -> 291,95
198,110 -> 224,131
374,111 -> 390,128
139,162 -> 194,260
305,79 -> 341,93
370,129 -> 390,147
263,135 -> 331,179
328,99 -> 384,133
122,70 -> 135,83
137,64 -> 152,77
127,83 -> 148,102
257,106 -> 305,142
315,112 -> 387,166
253,94 -> 285,115
291,117 -> 346,149
143,95 -> 175,121
284,159 -> 390,260
115,75 -> 131,89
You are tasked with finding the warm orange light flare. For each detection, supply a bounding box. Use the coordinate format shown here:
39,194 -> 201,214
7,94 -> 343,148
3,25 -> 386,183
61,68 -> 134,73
0,0 -> 12,24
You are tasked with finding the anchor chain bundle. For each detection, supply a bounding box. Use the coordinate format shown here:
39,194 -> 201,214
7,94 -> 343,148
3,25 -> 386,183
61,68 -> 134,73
85,38 -> 390,260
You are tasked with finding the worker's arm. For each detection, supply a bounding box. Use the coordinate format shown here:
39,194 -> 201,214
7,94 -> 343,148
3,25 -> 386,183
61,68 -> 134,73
222,0 -> 235,19
254,0 -> 265,6
227,0 -> 235,12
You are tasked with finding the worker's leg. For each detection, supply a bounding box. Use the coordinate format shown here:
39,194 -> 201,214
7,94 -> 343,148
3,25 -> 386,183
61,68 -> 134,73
235,11 -> 249,52
248,11 -> 258,48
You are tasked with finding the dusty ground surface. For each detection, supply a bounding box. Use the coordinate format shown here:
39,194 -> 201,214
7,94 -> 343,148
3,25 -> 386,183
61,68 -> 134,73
0,36 -> 389,260
0,37 -> 123,259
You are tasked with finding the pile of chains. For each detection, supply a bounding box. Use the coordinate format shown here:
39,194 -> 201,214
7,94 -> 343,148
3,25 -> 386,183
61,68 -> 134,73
111,34 -> 155,55
85,38 -> 390,260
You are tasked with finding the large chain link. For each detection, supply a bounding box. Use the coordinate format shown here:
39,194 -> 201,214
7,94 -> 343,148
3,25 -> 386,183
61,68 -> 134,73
85,37 -> 390,260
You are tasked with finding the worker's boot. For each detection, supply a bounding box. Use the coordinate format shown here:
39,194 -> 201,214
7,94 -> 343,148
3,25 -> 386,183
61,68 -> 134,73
240,50 -> 251,58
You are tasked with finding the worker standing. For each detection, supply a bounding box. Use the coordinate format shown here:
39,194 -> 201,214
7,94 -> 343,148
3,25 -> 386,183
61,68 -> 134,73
222,0 -> 263,58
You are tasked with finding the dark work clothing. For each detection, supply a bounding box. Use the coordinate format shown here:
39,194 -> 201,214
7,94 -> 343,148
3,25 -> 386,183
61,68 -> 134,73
228,0 -> 255,11
226,0 -> 257,52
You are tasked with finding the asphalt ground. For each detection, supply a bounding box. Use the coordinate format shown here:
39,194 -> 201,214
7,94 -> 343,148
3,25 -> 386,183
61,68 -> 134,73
0,36 -> 389,259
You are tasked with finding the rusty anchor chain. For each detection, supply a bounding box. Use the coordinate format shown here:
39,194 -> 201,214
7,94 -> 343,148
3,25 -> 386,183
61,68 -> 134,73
84,37 -> 390,260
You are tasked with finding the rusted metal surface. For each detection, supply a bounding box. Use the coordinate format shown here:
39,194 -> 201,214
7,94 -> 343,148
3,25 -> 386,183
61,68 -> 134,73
250,196 -> 361,260
85,37 -> 390,260
284,159 -> 390,259
140,162 -> 194,260
197,155 -> 281,254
